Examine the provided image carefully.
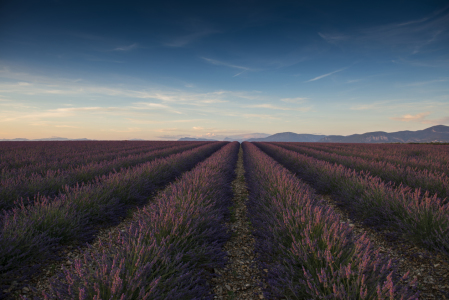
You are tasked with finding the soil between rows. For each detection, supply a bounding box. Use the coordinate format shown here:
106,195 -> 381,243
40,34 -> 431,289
210,145 -> 267,300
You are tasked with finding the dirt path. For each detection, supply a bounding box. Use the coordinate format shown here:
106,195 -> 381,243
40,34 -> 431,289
210,146 -> 266,300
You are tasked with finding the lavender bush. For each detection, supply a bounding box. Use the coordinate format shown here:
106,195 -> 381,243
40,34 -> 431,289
0,141 -> 192,175
243,142 -> 418,299
0,142 -> 225,298
43,142 -> 239,300
0,142 -> 207,211
283,142 -> 449,175
273,142 -> 449,201
256,142 -> 449,256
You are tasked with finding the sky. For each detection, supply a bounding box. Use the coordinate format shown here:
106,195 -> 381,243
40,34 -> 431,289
0,0 -> 448,140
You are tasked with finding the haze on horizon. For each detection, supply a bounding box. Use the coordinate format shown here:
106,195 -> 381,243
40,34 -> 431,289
0,0 -> 448,140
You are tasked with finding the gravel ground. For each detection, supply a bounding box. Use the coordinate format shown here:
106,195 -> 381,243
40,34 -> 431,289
210,146 -> 267,300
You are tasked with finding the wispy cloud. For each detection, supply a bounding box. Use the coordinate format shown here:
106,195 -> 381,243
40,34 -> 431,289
233,71 -> 246,77
201,57 -> 252,70
346,79 -> 363,84
349,98 -> 449,113
318,6 -> 449,56
110,127 -> 142,133
391,57 -> 449,68
113,43 -> 138,51
404,78 -> 449,86
50,107 -> 121,113
208,90 -> 262,100
398,4 -> 449,26
390,112 -> 449,125
318,32 -> 349,44
127,118 -> 206,125
201,57 -> 256,76
391,112 -> 431,122
245,103 -> 311,112
305,67 -> 347,82
55,125 -> 79,128
241,113 -> 278,120
132,102 -> 183,114
397,17 -> 431,27
156,128 -> 180,132
132,102 -> 170,109
280,97 -> 308,103
351,102 -> 386,111
421,116 -> 449,125
164,29 -> 218,47
200,99 -> 228,104
71,32 -> 113,42
0,67 -> 268,107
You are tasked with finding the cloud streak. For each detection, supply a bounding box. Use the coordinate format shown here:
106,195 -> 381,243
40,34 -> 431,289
390,112 -> 449,125
318,6 -> 449,57
305,67 -> 347,82
164,29 -> 218,47
55,125 -> 79,128
201,57 -> 252,71
113,43 -> 138,51
391,112 -> 431,122
245,103 -> 311,112
280,97 -> 308,103
404,78 -> 448,86
318,32 -> 349,44
201,57 -> 258,76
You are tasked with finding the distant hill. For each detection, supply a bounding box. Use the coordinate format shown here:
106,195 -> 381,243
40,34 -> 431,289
0,138 -> 30,141
223,133 -> 270,143
319,125 -> 449,143
248,132 -> 326,142
2,126 -> 448,143
245,125 -> 449,143
178,137 -> 218,141
0,137 -> 93,141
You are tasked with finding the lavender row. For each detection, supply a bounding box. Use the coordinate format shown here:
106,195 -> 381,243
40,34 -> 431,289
274,142 -> 449,201
256,142 -> 449,256
243,142 -> 417,299
308,142 -> 449,167
0,142 -> 226,296
0,141 -> 151,170
0,141 -> 195,178
0,142 -> 206,211
42,142 -> 239,300
293,142 -> 449,176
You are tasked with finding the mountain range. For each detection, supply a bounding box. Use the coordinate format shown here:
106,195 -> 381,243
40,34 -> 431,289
247,125 -> 449,143
178,125 -> 449,143
247,132 -> 326,142
2,126 -> 448,143
178,133 -> 270,143
178,137 -> 219,142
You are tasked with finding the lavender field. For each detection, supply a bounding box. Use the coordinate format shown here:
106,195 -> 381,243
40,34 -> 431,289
1,141 -> 448,299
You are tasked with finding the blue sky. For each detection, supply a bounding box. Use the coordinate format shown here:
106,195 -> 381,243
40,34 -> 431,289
1,0 -> 448,140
